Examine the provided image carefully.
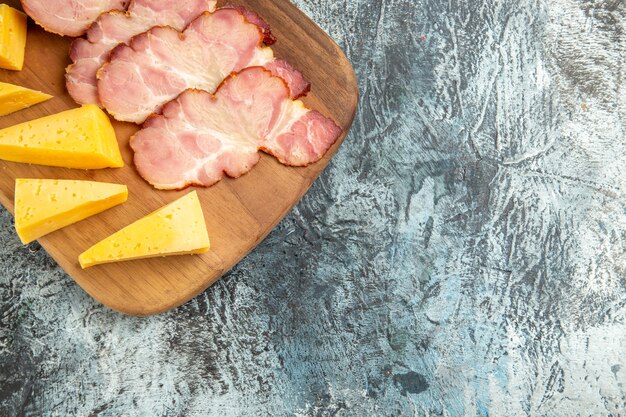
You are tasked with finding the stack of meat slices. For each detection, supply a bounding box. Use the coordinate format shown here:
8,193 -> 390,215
66,0 -> 218,105
22,0 -> 342,190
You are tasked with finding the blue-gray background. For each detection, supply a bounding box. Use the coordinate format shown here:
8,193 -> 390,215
1,0 -> 625,416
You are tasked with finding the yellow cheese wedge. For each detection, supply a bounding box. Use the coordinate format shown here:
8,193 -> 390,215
15,179 -> 128,244
0,82 -> 52,116
0,4 -> 27,71
0,104 -> 124,169
79,191 -> 210,268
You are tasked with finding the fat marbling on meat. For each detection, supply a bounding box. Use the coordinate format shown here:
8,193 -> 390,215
97,8 -> 310,124
66,0 -> 217,106
21,0 -> 129,37
130,67 -> 341,190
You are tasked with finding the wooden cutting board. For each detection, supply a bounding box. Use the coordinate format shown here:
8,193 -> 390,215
0,0 -> 358,315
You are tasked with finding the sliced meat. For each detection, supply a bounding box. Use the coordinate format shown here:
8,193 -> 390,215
66,0 -> 217,106
21,0 -> 129,37
130,67 -> 341,190
264,60 -> 311,99
98,8 -> 310,124
221,4 -> 276,45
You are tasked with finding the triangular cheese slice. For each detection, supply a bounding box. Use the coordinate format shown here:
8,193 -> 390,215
79,191 -> 210,268
15,179 -> 128,244
0,82 -> 52,116
0,5 -> 27,71
0,105 -> 124,169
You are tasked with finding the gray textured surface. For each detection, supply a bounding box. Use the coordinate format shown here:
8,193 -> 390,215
1,0 -> 626,415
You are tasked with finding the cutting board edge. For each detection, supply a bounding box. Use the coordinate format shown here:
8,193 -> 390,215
75,10 -> 360,316
1,0 -> 360,317
69,113 -> 357,317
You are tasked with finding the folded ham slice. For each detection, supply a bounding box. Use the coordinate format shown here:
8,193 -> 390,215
130,67 -> 341,190
98,8 -> 310,124
21,0 -> 129,37
66,0 -> 217,106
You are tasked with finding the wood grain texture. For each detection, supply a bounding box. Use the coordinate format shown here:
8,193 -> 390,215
0,0 -> 357,316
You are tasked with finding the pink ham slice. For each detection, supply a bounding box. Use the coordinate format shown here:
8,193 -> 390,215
21,0 -> 129,37
66,0 -> 217,106
221,4 -> 276,45
130,67 -> 341,190
97,8 -> 310,124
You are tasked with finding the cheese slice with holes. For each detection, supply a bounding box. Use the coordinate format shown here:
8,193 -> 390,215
0,104 -> 124,168
15,179 -> 128,244
0,4 -> 27,71
0,81 -> 52,116
79,191 -> 210,268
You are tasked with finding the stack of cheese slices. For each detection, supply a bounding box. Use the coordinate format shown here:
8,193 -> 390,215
0,1 -> 341,268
